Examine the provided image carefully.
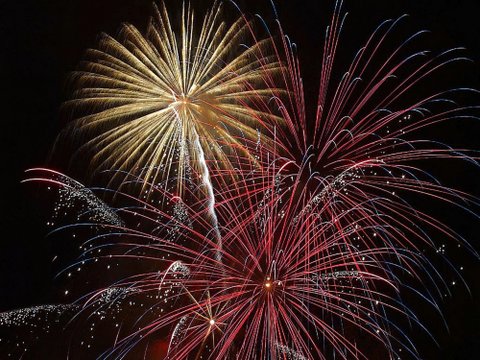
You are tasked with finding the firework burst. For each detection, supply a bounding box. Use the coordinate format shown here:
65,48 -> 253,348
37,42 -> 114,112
56,0 -> 281,196
23,165 -> 462,360
6,1 -> 479,359
253,1 -> 480,265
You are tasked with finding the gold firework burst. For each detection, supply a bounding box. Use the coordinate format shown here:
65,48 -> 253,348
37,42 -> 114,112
59,1 -> 281,195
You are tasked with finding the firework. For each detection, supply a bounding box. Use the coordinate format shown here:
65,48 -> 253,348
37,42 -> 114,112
23,168 -> 124,227
56,0 -> 281,196
256,1 -> 480,262
0,304 -> 79,358
8,1 -> 479,359
23,166 -> 455,360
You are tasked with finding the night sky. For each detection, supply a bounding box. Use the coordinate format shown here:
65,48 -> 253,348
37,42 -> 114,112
1,0 -> 479,358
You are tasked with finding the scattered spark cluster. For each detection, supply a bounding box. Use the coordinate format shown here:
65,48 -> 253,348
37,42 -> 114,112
275,343 -> 308,360
0,305 -> 78,358
0,305 -> 77,328
25,168 -> 124,227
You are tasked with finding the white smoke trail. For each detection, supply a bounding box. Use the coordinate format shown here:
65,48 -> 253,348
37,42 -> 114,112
191,126 -> 223,263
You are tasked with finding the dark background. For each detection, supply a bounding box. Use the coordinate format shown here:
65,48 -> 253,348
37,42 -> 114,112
1,0 -> 479,359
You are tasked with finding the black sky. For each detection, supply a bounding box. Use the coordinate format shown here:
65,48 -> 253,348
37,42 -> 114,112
1,0 -> 479,359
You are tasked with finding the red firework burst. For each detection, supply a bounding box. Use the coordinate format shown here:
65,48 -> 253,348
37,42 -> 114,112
25,164 -> 459,359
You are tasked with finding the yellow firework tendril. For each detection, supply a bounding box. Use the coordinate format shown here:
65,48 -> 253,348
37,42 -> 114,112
60,1 -> 282,196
